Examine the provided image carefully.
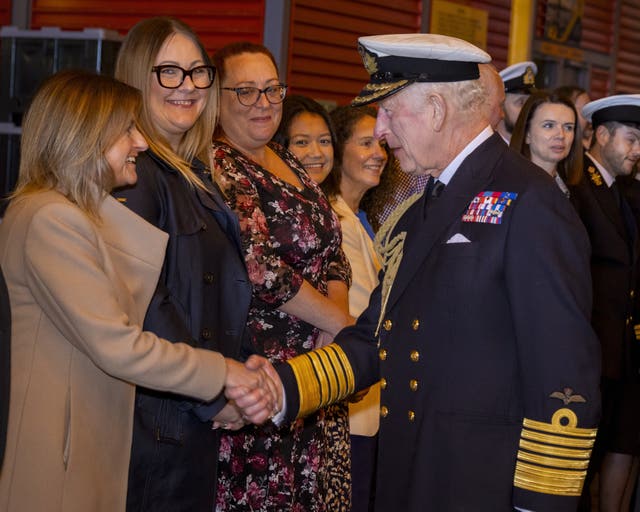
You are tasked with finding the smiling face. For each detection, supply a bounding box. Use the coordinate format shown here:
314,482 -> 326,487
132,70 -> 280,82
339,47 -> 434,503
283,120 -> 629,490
341,115 -> 387,196
597,123 -> 640,178
219,52 -> 282,154
525,102 -> 576,175
105,120 -> 149,187
148,32 -> 208,149
287,111 -> 334,183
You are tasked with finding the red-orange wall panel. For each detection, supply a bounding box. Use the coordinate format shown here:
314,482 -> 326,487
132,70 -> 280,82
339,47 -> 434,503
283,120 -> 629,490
287,0 -> 421,106
30,0 -> 265,57
0,0 -> 10,26
615,0 -> 640,93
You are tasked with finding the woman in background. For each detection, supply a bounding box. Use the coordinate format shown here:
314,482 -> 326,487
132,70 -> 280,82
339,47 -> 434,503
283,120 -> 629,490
114,17 -> 267,512
212,41 -> 352,511
273,94 -> 335,185
325,105 -> 387,512
511,90 -> 583,196
556,85 -> 592,150
0,70 -> 267,512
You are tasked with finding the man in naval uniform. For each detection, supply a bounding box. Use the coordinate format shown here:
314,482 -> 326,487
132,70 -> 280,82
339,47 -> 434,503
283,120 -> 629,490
262,34 -> 600,511
497,61 -> 537,144
569,95 -> 640,511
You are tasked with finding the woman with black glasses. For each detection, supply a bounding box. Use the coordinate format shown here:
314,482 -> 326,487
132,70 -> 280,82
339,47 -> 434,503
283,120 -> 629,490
114,18 -> 279,512
212,42 -> 353,512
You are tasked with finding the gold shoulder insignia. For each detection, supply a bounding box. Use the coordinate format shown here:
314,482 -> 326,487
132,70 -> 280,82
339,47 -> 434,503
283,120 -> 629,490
514,409 -> 597,497
549,388 -> 586,405
287,344 -> 356,419
587,166 -> 603,187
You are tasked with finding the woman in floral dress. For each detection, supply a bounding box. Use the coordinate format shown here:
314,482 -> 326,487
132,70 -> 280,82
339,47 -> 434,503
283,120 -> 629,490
212,42 -> 353,511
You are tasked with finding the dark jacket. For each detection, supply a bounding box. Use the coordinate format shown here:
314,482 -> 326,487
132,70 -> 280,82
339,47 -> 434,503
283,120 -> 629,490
0,266 -> 10,468
114,151 -> 251,512
570,154 -> 639,380
279,134 -> 601,511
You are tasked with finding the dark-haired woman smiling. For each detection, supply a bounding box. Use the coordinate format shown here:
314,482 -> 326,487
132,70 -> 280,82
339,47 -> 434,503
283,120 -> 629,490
212,42 -> 353,511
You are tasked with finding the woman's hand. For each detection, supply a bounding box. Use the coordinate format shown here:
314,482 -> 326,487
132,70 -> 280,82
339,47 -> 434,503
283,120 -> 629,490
212,401 -> 245,431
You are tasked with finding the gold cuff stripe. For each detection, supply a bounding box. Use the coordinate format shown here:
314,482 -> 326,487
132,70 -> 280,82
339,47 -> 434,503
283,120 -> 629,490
519,439 -> 592,459
288,344 -> 355,418
514,461 -> 585,496
517,450 -> 590,470
309,347 -> 338,405
523,417 -> 597,438
521,428 -> 596,449
289,353 -> 321,418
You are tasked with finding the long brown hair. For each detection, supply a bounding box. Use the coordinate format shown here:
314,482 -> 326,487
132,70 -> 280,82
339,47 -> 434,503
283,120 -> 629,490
510,90 -> 583,186
14,70 -> 141,218
115,16 -> 218,188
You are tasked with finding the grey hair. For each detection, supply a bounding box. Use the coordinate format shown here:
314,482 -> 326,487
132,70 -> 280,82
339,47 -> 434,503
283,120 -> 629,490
417,78 -> 487,115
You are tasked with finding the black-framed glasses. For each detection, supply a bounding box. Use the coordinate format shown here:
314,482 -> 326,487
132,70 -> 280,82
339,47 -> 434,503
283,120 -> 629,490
151,65 -> 216,89
221,84 -> 287,106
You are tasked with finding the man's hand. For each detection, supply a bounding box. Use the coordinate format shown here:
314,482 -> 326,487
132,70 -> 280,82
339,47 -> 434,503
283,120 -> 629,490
245,355 -> 283,416
223,356 -> 282,425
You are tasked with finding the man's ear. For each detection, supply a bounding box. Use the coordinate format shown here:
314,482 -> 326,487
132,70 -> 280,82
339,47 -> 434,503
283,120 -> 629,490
594,124 -> 611,147
428,93 -> 446,132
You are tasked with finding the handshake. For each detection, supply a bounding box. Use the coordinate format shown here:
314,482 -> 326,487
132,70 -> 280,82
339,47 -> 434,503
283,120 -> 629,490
213,355 -> 284,430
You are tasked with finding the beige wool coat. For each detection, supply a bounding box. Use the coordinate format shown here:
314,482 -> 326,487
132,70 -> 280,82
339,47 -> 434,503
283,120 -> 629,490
0,190 -> 227,512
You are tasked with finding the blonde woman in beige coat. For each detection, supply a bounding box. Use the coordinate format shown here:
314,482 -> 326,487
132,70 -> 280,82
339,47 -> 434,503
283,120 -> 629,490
0,70 -> 278,512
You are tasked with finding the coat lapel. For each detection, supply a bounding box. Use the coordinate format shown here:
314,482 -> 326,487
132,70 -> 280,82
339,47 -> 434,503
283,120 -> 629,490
585,157 -> 628,241
196,175 -> 245,257
99,195 -> 169,322
383,134 -> 502,313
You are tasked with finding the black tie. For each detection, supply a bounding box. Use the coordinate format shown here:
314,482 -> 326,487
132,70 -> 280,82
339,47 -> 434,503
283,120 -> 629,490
611,181 -> 622,208
432,180 -> 445,198
423,177 -> 445,217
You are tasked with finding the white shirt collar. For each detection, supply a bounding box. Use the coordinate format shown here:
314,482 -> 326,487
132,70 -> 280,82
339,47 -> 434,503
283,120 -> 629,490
585,151 -> 616,188
437,126 -> 494,186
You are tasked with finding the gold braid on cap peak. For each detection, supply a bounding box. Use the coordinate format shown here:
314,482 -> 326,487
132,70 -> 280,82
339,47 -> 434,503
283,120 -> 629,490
373,191 -> 423,336
287,344 -> 356,419
514,408 -> 597,496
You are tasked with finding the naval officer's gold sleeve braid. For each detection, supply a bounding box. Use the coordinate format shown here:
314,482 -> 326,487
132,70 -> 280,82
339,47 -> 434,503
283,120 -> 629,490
514,408 -> 597,496
287,344 -> 356,418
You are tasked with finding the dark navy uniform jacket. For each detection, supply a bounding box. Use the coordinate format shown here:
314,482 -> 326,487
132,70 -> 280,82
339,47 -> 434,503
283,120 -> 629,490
279,133 -> 601,512
114,151 -> 251,512
570,155 -> 639,381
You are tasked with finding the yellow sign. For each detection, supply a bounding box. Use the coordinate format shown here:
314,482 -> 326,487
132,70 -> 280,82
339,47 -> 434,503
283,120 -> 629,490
430,0 -> 489,50
539,41 -> 584,62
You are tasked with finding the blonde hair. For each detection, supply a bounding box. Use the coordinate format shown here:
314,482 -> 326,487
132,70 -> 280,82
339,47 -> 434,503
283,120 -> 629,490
13,70 -> 142,217
115,17 -> 218,189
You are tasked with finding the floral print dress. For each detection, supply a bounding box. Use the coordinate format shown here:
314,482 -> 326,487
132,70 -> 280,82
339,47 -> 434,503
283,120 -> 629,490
213,141 -> 352,512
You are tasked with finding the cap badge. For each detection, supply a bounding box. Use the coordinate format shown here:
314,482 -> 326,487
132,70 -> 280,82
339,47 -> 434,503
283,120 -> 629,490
587,166 -> 603,187
523,66 -> 535,85
549,387 -> 587,405
358,43 -> 379,75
